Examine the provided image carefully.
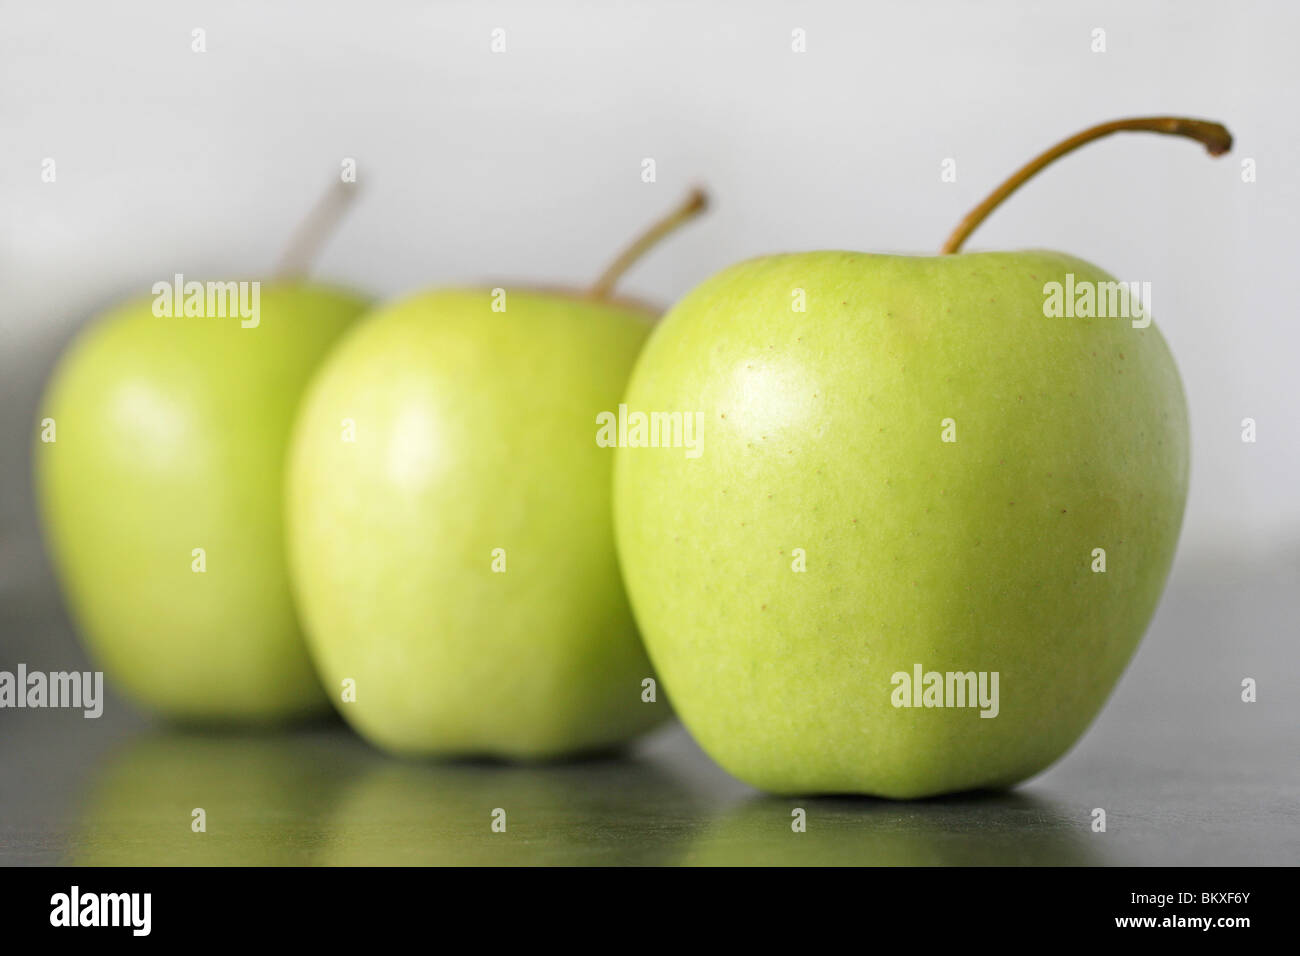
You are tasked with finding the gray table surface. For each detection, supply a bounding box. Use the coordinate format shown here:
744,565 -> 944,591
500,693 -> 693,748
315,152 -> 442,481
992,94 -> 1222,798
2,547 -> 1297,866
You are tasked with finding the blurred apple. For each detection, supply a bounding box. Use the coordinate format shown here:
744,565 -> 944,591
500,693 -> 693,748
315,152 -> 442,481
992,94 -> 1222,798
37,281 -> 369,721
36,186 -> 371,721
286,190 -> 707,758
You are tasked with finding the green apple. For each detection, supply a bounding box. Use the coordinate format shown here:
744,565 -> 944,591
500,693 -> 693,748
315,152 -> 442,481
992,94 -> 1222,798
614,118 -> 1231,798
285,190 -> 707,758
37,280 -> 370,721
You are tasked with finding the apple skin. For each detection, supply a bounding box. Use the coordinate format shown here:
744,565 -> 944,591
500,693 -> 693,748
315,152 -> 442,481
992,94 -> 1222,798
613,250 -> 1188,799
36,282 -> 370,722
285,288 -> 669,759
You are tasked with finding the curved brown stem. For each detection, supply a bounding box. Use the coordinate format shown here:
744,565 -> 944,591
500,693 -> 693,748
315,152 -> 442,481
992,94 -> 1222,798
590,187 -> 709,298
940,116 -> 1232,255
276,180 -> 360,277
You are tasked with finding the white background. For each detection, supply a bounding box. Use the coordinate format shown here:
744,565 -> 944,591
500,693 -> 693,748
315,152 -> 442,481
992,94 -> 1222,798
2,0 -> 1297,580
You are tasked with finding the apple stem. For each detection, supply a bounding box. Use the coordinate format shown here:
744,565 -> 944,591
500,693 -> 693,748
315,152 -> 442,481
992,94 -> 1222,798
590,187 -> 709,298
275,181 -> 360,278
939,116 -> 1232,255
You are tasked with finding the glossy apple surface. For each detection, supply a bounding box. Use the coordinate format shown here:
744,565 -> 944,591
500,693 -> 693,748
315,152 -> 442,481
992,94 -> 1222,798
285,288 -> 668,758
36,282 -> 370,721
614,250 -> 1188,798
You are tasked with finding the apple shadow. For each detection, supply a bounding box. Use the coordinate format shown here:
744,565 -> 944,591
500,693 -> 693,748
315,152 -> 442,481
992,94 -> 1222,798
157,704 -> 350,734
398,739 -> 635,771
316,751 -> 710,865
66,725 -> 374,865
677,788 -> 1106,866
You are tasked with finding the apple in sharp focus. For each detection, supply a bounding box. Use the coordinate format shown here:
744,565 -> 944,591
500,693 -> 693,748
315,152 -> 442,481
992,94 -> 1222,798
613,118 -> 1230,798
